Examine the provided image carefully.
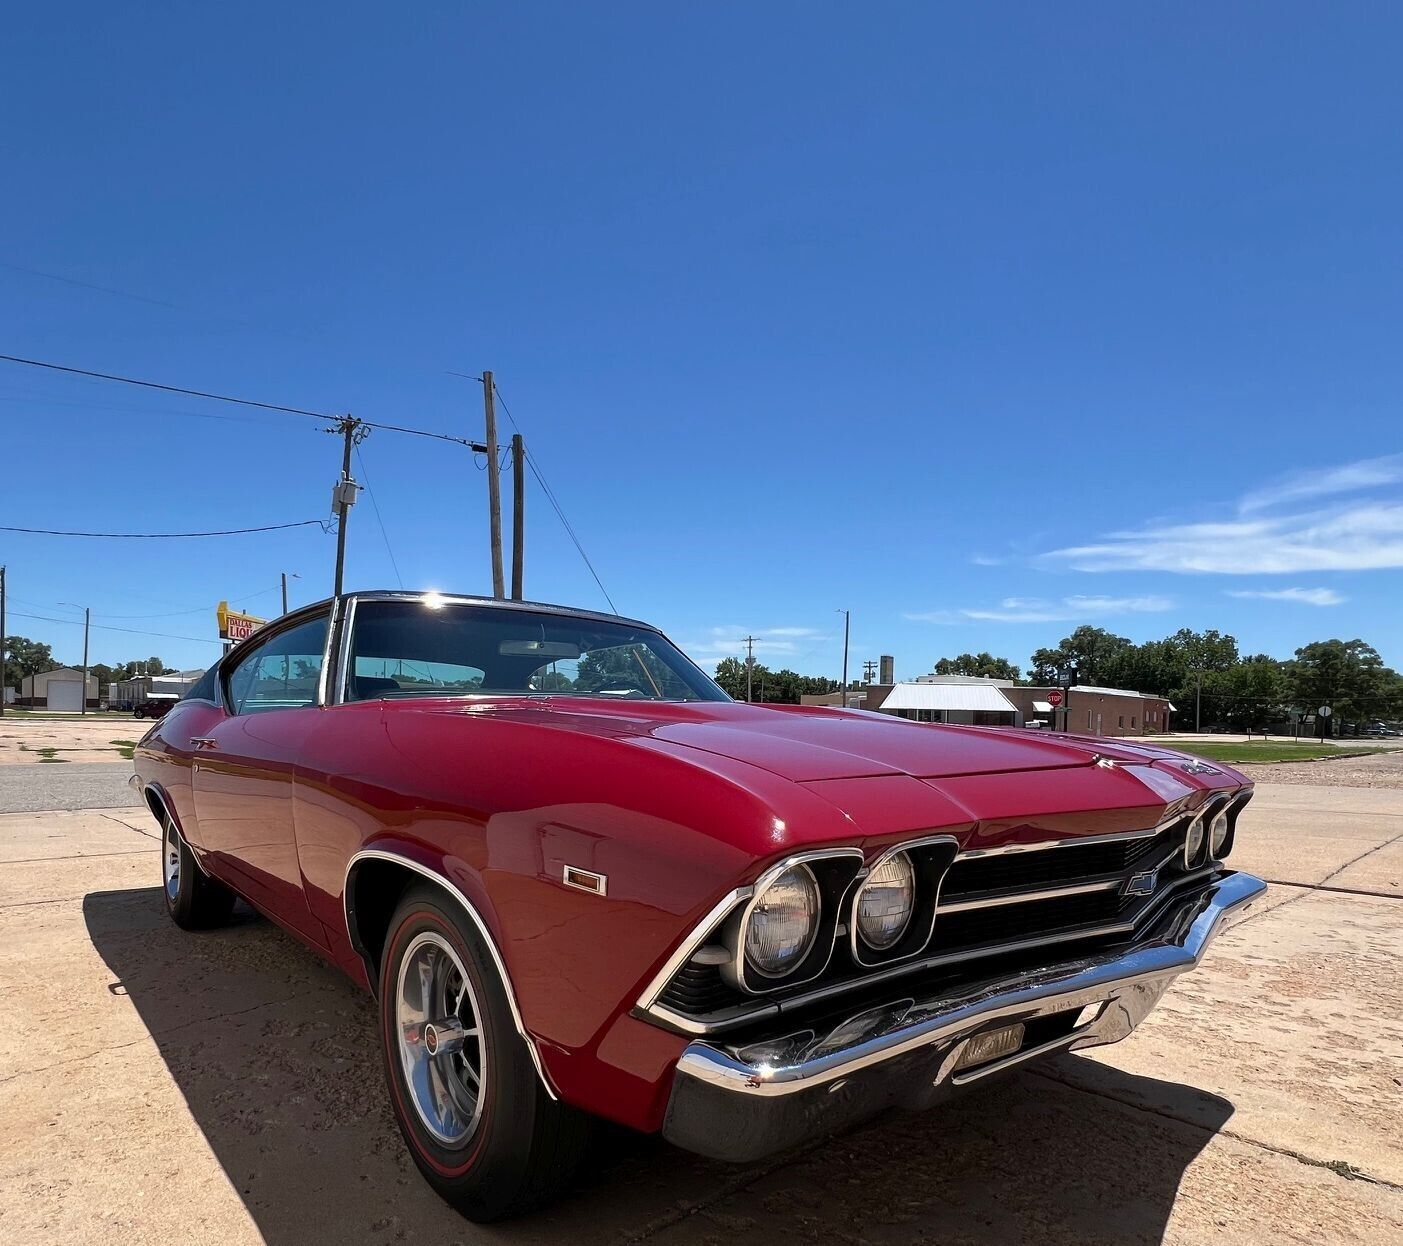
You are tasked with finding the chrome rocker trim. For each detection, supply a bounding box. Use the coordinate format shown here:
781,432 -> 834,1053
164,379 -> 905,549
661,870 -> 1265,1162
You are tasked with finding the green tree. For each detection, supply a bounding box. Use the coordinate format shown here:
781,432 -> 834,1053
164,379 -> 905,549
146,656 -> 167,676
1218,655 -> 1292,729
1029,627 -> 1133,685
4,636 -> 58,692
1287,639 -> 1402,725
933,652 -> 1021,681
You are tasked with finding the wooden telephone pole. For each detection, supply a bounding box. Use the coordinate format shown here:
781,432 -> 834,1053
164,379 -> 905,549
482,372 -> 505,598
511,433 -> 525,600
330,416 -> 365,597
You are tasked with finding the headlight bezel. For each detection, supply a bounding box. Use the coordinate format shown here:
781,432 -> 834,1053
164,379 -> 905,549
855,850 -> 916,951
742,862 -> 822,979
1183,814 -> 1207,869
730,848 -> 864,994
849,835 -> 961,969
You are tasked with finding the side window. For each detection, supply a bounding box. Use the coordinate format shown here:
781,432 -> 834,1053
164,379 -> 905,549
181,666 -> 219,704
225,614 -> 330,715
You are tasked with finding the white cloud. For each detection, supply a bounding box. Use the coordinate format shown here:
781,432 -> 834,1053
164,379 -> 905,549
1225,586 -> 1345,606
1041,455 -> 1403,576
1239,454 -> 1403,513
1043,503 -> 1403,574
682,624 -> 822,660
905,595 -> 1173,625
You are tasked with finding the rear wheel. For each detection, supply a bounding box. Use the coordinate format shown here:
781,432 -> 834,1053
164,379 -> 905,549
161,812 -> 235,929
379,887 -> 589,1221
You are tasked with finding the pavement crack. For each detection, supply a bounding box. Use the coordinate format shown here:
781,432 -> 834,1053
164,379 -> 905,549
1233,828 -> 1403,929
618,1136 -> 833,1242
0,849 -> 152,864
1260,878 -> 1400,901
0,991 -> 313,1087
1033,1067 -> 1403,1192
99,812 -> 159,841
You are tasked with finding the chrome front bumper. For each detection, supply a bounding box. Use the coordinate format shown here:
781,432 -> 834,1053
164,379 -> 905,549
662,870 -> 1266,1161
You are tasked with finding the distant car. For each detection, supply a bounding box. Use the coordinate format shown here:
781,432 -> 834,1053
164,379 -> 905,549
133,694 -> 178,719
133,590 -> 1266,1221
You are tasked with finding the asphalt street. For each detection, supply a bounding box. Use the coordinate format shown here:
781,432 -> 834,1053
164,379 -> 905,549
0,762 -> 141,813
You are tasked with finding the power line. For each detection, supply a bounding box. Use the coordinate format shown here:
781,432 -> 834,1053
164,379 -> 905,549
0,520 -> 328,539
355,447 -> 404,589
8,610 -> 223,646
0,353 -> 488,450
488,381 -> 618,614
0,352 -> 334,420
11,586 -> 281,621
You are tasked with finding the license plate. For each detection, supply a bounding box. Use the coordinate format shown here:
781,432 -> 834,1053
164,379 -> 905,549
955,1022 -> 1025,1071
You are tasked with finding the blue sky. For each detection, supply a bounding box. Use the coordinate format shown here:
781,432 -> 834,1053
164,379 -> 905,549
2,3 -> 1400,679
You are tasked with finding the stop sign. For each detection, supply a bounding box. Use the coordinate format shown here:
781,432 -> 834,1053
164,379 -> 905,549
1048,690 -> 1064,707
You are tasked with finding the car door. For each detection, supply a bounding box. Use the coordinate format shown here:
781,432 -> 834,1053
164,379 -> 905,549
190,610 -> 332,947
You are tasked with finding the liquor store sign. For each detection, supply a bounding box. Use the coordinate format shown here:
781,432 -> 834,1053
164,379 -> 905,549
217,601 -> 266,644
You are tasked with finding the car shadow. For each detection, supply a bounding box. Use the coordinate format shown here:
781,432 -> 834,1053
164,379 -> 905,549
85,886 -> 1233,1245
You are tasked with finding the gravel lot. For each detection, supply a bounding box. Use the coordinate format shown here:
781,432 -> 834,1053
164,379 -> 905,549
0,773 -> 1399,1242
0,715 -> 143,765
1234,749 -> 1403,790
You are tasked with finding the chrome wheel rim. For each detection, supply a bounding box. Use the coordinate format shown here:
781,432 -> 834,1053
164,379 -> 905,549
395,931 -> 486,1147
162,820 -> 180,901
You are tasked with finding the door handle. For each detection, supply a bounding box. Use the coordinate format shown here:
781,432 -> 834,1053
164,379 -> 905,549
190,737 -> 219,750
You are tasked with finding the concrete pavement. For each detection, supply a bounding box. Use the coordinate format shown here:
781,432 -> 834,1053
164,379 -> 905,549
0,788 -> 1399,1244
0,761 -> 141,813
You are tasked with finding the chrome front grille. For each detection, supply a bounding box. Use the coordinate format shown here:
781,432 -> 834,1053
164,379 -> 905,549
648,812 -> 1223,1034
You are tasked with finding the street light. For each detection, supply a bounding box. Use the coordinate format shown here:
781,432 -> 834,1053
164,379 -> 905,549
58,603 -> 91,716
836,609 -> 850,710
281,571 -> 302,615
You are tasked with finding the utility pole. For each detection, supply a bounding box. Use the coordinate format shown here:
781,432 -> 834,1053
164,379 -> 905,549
511,433 -> 525,600
330,416 -> 365,597
0,564 -> 6,718
862,659 -> 877,684
482,371 -> 505,598
281,572 -> 289,614
838,609 -> 850,709
1195,668 -> 1203,734
742,636 -> 757,702
81,607 -> 90,716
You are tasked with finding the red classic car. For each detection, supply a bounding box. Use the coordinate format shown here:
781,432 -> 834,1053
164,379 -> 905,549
133,591 -> 1266,1221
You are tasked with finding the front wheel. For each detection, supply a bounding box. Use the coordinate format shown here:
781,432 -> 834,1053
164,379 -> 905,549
379,887 -> 589,1221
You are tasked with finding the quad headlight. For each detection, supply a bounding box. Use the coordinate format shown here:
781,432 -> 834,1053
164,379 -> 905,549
1184,815 -> 1206,869
1209,807 -> 1231,858
744,864 -> 820,976
856,851 -> 916,950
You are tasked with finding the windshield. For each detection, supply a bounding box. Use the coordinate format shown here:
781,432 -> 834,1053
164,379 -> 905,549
344,599 -> 730,703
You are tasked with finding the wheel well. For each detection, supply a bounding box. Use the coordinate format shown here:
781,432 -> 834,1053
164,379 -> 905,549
345,857 -> 421,991
143,786 -> 171,827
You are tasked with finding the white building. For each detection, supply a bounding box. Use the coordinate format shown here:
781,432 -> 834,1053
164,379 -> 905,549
20,668 -> 99,711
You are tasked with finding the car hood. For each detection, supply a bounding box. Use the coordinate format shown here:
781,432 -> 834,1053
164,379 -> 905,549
416,697 -> 1121,782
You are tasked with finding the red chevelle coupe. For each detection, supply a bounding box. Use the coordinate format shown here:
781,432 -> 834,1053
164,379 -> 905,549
134,591 -> 1266,1220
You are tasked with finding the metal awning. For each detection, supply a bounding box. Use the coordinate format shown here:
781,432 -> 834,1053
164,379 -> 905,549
881,684 -> 1018,713
1032,700 -> 1054,713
